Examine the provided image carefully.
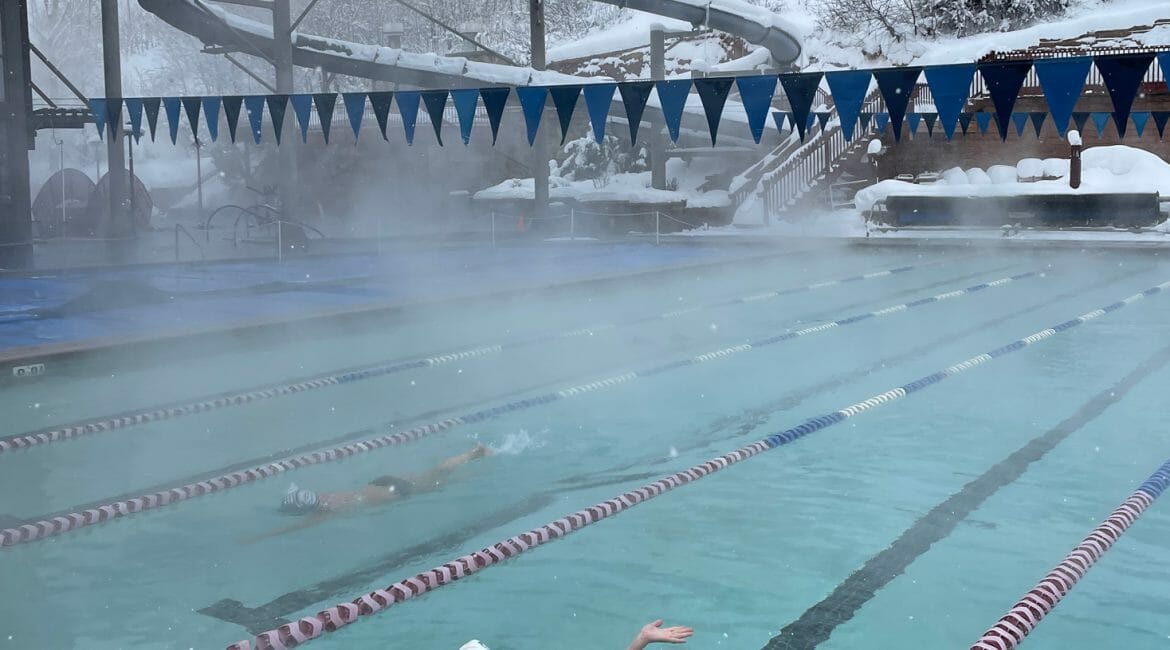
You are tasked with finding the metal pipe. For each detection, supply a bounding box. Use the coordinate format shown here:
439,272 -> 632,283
530,0 -> 548,217
28,42 -> 90,107
650,25 -> 666,191
101,0 -> 129,240
224,53 -> 277,92
390,0 -> 517,66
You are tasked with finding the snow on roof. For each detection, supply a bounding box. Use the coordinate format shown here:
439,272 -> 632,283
548,12 -> 692,62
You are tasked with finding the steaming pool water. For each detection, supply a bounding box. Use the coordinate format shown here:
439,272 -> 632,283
4,244 -> 1170,650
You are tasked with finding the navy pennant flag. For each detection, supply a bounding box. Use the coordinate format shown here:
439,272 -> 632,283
549,85 -> 582,145
618,81 -> 654,144
182,96 -> 202,140
923,63 -> 975,141
771,111 -> 788,133
396,90 -> 421,145
957,112 -> 973,135
342,92 -> 366,142
858,111 -> 873,132
922,112 -> 937,136
516,86 -> 547,146
736,75 -> 778,144
583,83 -> 617,144
978,61 -> 1031,140
104,98 -> 122,140
874,112 -> 890,134
450,89 -> 479,145
873,67 -> 921,142
421,89 -> 448,146
143,97 -> 161,142
655,79 -> 692,143
1071,111 -> 1090,134
1152,111 -> 1170,139
244,95 -> 266,144
694,76 -> 734,146
814,111 -> 831,130
201,96 -> 222,142
779,71 -> 823,142
313,93 -> 338,144
124,98 -> 144,142
368,91 -> 394,141
266,94 -> 289,144
222,95 -> 244,143
480,87 -> 510,145
1095,54 -> 1155,138
1033,56 -> 1091,138
1028,111 -> 1047,137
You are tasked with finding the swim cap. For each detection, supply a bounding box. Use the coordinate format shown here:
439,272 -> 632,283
279,482 -> 320,514
459,641 -> 489,650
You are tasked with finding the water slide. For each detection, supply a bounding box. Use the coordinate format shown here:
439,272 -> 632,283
137,0 -> 801,90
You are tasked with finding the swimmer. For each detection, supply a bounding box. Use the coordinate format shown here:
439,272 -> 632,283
628,620 -> 693,648
248,443 -> 492,541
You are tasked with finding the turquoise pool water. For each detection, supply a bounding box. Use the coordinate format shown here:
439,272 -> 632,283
3,244 -> 1170,650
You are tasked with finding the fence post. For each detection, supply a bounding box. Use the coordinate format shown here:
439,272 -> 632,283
656,210 -> 660,245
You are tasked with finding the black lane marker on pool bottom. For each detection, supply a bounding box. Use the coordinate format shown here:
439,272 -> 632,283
763,340 -> 1170,650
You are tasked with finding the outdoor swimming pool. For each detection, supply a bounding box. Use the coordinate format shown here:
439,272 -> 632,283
4,243 -> 1170,650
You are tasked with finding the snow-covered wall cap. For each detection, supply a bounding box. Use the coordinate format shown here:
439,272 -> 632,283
1068,130 -> 1083,146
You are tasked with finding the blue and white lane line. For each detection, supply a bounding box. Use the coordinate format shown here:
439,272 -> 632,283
225,279 -> 1170,650
0,258 -> 954,455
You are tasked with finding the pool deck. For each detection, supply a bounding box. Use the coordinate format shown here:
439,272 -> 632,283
0,241 -> 791,367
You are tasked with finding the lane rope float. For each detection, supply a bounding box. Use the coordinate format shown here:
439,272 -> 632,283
0,258 -> 948,456
0,269 -> 1039,548
970,459 -> 1170,650
224,278 -> 1170,650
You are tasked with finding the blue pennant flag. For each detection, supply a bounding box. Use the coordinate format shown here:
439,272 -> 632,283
1071,111 -> 1090,134
164,97 -> 183,144
1096,54 -> 1154,138
222,96 -> 243,143
421,90 -> 448,146
201,96 -> 222,142
957,112 -> 973,135
656,79 -> 692,143
450,89 -> 479,145
975,112 -> 992,135
124,98 -> 143,142
1090,111 -> 1111,136
143,98 -> 161,142
369,92 -> 394,140
1033,56 -> 1090,137
244,96 -> 266,144
266,95 -> 289,144
289,94 -> 313,143
858,111 -> 873,132
922,112 -> 937,136
1132,111 -> 1150,138
314,93 -> 338,144
779,71 -> 823,142
1011,112 -> 1028,137
814,111 -> 831,130
806,112 -> 817,132
825,70 -> 870,142
1160,52 -> 1170,82
874,68 -> 920,142
549,85 -> 582,145
618,81 -> 653,143
1028,111 -> 1047,137
772,111 -> 788,132
90,98 -> 108,140
979,61 -> 1031,140
480,87 -> 510,145
1153,111 -> 1170,139
694,76 -> 734,146
516,86 -> 547,146
583,83 -> 616,144
874,112 -> 890,134
736,75 -> 778,143
906,112 -> 921,136
182,96 -> 202,140
341,92 -> 366,142
396,91 -> 421,145
923,63 -> 975,141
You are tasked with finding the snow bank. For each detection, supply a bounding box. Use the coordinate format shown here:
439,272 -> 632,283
548,12 -> 691,61
1017,158 -> 1044,180
474,170 -> 728,207
988,165 -> 1019,184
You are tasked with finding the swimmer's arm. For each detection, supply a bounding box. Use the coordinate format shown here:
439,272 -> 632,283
241,511 -> 332,544
627,620 -> 693,649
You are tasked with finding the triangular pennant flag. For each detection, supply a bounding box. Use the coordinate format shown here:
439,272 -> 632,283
1153,112 -> 1170,139
806,112 -> 817,132
313,93 -> 337,144
143,97 -> 161,142
549,85 -> 582,145
90,98 -> 108,140
1095,54 -> 1154,138
480,87 -> 509,145
244,96 -> 265,144
922,112 -> 937,136
736,75 -> 778,144
874,68 -> 920,142
1091,111 -> 1111,136
694,76 -> 734,146
1011,112 -> 1028,137
1132,111 -> 1150,138
289,94 -> 313,143
874,112 -> 890,134
182,96 -> 202,140
266,94 -> 289,144
979,61 -> 1031,140
618,81 -> 653,144
516,86 -> 547,146
814,111 -> 831,130
1028,111 -> 1047,137
201,96 -> 221,142
825,70 -> 870,142
958,112 -> 973,135
779,71 -> 823,142
924,63 -> 976,141
420,90 -> 448,146
655,79 -> 692,143
368,91 -> 394,140
105,98 -> 122,140
906,112 -> 921,136
1160,52 -> 1170,82
1072,111 -> 1090,134
1033,56 -> 1091,138
164,97 -> 183,145
583,83 -> 616,144
858,111 -> 873,132
341,92 -> 366,141
771,111 -> 787,132
222,96 -> 243,143
450,89 -> 479,145
395,90 -> 421,145
124,98 -> 143,142
975,112 -> 992,135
